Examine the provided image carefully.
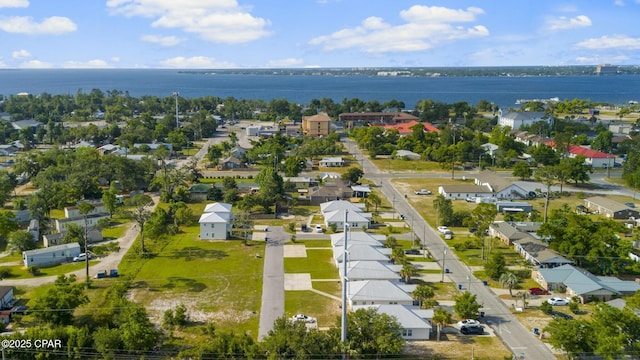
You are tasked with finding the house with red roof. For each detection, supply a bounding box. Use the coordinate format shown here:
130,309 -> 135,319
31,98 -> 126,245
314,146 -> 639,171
545,141 -> 615,168
380,120 -> 440,135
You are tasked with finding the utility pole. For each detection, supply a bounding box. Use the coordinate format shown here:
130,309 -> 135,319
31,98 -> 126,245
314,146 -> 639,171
173,91 -> 180,129
441,247 -> 447,282
341,210 -> 349,356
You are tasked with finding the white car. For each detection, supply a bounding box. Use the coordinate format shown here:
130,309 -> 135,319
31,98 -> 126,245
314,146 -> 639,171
73,253 -> 90,262
547,297 -> 569,306
415,189 -> 432,195
315,225 -> 324,233
457,319 -> 480,327
437,226 -> 449,233
291,314 -> 316,323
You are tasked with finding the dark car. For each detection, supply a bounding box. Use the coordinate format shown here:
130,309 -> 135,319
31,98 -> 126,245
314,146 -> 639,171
460,325 -> 484,335
552,312 -> 573,320
404,249 -> 421,255
11,306 -> 29,315
529,287 -> 549,295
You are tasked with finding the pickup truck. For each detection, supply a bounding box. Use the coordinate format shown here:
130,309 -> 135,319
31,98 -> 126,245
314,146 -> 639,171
415,189 -> 432,195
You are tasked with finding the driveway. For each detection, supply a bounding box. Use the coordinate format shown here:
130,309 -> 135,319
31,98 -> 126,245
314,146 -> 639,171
257,226 -> 290,340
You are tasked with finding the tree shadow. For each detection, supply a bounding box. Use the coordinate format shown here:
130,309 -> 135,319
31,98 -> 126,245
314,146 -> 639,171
167,247 -> 228,261
162,277 -> 207,292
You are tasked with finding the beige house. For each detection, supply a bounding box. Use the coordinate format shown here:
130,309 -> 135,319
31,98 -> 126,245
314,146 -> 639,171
302,112 -> 331,137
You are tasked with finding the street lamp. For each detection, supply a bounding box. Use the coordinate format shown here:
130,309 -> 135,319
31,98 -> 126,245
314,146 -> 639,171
441,247 -> 447,282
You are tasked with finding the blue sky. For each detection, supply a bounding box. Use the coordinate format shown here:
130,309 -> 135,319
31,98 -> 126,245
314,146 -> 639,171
0,0 -> 639,69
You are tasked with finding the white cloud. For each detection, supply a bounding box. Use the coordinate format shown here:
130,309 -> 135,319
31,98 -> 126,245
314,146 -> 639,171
266,58 -> 304,67
111,57 -> 121,63
0,16 -> 77,34
309,5 -> 488,54
614,0 -> 625,6
576,34 -> 640,49
107,0 -> 271,44
62,59 -> 114,68
0,0 -> 29,8
12,49 -> 31,59
19,60 -> 52,68
545,15 -> 591,31
141,34 -> 184,46
159,56 -> 236,68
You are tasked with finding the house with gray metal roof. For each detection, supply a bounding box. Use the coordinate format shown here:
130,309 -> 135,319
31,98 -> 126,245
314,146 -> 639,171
333,244 -> 391,264
513,238 -> 573,268
340,261 -> 402,282
533,264 -> 640,303
438,184 -> 493,200
23,242 -> 81,268
352,304 -> 433,340
475,170 -> 528,199
584,196 -> 640,219
347,280 -> 415,307
330,232 -> 385,247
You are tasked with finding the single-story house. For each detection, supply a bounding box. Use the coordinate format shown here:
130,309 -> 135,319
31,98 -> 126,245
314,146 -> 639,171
27,219 -> 39,241
43,228 -> 103,247
308,182 -> 353,204
189,183 -> 212,202
228,146 -> 247,159
11,119 -> 43,131
347,280 -> 416,308
438,185 -> 493,200
489,221 -> 538,245
394,150 -> 421,160
23,242 -> 81,268
333,244 -> 391,264
496,201 -> 532,213
199,202 -> 233,240
513,238 -> 573,269
481,143 -> 499,157
584,196 -> 640,219
330,232 -> 385,247
219,156 -> 244,170
352,304 -> 433,340
0,286 -> 14,310
475,170 -> 528,199
320,200 -> 365,214
324,209 -> 371,229
283,177 -> 319,189
340,261 -> 402,282
55,213 -> 109,234
64,201 -> 107,218
533,264 -> 640,303
319,157 -> 344,167
351,185 -> 371,198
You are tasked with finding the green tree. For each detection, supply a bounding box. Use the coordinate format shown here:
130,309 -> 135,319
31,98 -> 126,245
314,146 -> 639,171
93,327 -> 123,359
255,167 -> 284,213
471,202 -> 498,259
512,161 -> 532,180
535,165 -> 558,223
101,187 -> 118,219
432,307 -> 453,341
433,194 -> 453,226
400,262 -> 417,283
0,170 -> 16,206
499,272 -> 519,297
342,166 -> 364,184
122,194 -> 154,254
453,291 -> 482,321
31,274 -> 88,325
78,201 -> 95,283
412,285 -> 435,309
283,155 -> 306,177
0,210 -> 18,243
591,130 -> 613,153
484,252 -> 506,279
116,301 -> 158,354
7,230 -> 35,253
261,316 -> 335,359
365,192 -> 382,213
545,318 -> 595,357
330,307 -> 405,358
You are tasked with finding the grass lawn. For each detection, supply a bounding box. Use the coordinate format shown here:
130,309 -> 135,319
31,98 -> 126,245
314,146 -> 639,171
118,224 -> 266,337
102,224 -> 128,240
284,290 -> 340,326
3,260 -> 99,279
284,249 -> 339,279
371,157 -> 449,173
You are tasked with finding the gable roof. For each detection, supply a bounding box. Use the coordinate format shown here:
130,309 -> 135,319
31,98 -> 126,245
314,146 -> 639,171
324,209 -> 371,223
204,202 -> 232,213
23,242 -> 80,256
334,244 -> 390,263
330,232 -> 385,247
537,264 -> 640,296
303,113 -> 331,122
382,120 -> 440,134
439,185 -> 492,194
348,280 -> 414,302
475,170 -> 514,193
353,304 -> 433,329
198,212 -> 228,224
320,200 -> 364,214
585,196 -> 632,213
340,261 -> 401,281
501,111 -> 545,120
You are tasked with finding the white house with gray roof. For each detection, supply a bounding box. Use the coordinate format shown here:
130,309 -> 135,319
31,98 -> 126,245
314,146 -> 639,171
199,202 -> 233,240
498,111 -> 547,130
584,196 -> 640,219
330,232 -> 385,247
347,280 -> 415,307
23,242 -> 81,268
533,264 -> 640,303
352,304 -> 433,340
340,261 -> 402,282
474,170 -> 527,199
333,244 -> 391,264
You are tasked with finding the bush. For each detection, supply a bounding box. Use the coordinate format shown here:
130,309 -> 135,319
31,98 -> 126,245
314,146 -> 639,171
0,268 -> 11,279
27,266 -> 40,276
540,301 -> 553,314
569,301 -> 579,314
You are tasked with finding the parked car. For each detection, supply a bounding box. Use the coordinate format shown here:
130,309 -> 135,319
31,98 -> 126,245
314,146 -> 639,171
465,197 -> 476,203
625,202 -> 636,208
404,249 -> 421,255
457,319 -> 480,327
315,225 -> 324,233
11,305 -> 29,315
437,226 -> 449,233
552,311 -> 574,320
460,325 -> 484,335
547,297 -> 569,306
415,189 -> 432,195
529,287 -> 550,295
73,253 -> 90,262
291,314 -> 316,323
301,224 -> 309,232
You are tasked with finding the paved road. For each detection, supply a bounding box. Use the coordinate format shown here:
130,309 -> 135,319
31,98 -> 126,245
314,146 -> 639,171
342,138 -> 556,360
257,226 -> 290,340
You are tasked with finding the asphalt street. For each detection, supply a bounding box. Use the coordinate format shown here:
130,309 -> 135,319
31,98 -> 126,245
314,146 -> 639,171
257,226 -> 289,340
342,138 -> 556,360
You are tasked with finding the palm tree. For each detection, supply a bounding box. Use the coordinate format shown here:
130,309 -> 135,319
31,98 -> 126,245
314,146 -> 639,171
400,263 -> 417,284
367,192 -> 382,213
499,272 -> 519,297
432,308 -> 452,341
412,285 -> 435,309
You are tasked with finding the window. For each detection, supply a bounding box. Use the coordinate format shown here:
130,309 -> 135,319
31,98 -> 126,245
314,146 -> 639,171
402,329 -> 413,337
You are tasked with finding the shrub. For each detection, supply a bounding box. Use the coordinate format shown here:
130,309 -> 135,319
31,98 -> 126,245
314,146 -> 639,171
569,301 -> 579,314
27,266 -> 40,276
540,301 -> 553,314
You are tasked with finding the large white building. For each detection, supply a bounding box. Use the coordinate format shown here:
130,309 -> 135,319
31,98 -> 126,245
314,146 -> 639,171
498,111 -> 547,130
198,202 -> 233,240
23,243 -> 81,268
